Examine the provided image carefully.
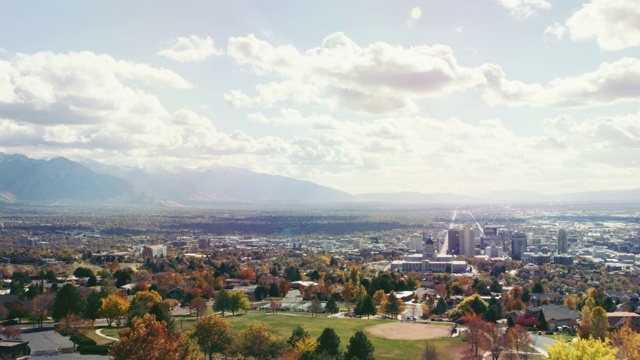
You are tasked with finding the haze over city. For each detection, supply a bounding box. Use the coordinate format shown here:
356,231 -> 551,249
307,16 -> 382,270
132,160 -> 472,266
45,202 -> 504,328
0,0 -> 638,196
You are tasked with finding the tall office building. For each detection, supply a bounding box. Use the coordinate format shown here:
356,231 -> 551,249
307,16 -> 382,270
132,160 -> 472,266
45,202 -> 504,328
557,228 -> 568,254
461,224 -> 475,258
511,232 -> 527,261
448,229 -> 460,255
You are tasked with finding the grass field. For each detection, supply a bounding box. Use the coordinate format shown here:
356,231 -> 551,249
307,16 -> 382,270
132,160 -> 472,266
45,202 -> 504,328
87,310 -> 465,359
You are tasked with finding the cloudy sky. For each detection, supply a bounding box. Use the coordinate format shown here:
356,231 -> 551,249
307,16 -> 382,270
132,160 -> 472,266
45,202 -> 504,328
0,0 -> 638,196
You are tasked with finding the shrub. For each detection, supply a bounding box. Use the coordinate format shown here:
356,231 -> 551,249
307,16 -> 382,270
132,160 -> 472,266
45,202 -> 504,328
70,333 -> 96,346
78,344 -> 110,355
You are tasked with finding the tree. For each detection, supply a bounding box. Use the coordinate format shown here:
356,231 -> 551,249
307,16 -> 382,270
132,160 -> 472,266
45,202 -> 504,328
372,289 -> 386,306
149,302 -> 174,333
133,290 -> 163,308
52,283 -> 85,321
355,295 -> 377,319
294,336 -> 318,355
537,309 -> 548,331
420,342 -> 439,360
237,321 -> 286,360
189,297 -> 207,319
482,322 -> 509,360
345,330 -> 375,360
0,326 -> 20,340
229,290 -> 250,315
577,305 -> 592,339
456,294 -> 488,317
325,297 -> 339,315
610,320 -> 640,360
349,266 -> 360,285
433,297 -> 447,315
73,267 -> 94,278
109,314 -> 200,360
353,284 -> 368,302
55,314 -> 93,348
269,283 -> 280,298
383,291 -> 405,319
192,315 -> 236,360
316,327 -> 341,357
85,290 -> 104,320
311,298 -> 323,317
8,303 -> 28,323
564,294 -> 580,310
532,283 -> 544,294
546,337 -> 617,360
214,289 -> 230,317
507,325 -> 531,359
589,306 -> 608,341
97,294 -> 129,326
288,326 -> 311,347
341,281 -> 356,313
464,313 -> 486,356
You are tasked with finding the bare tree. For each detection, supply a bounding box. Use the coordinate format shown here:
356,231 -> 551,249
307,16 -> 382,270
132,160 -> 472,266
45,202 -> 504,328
482,322 -> 509,360
421,342 -> 440,360
29,293 -> 55,328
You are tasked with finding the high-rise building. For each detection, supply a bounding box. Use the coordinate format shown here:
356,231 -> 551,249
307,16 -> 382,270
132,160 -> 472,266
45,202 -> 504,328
511,233 -> 527,261
409,233 -> 423,251
448,229 -> 460,255
557,228 -> 568,254
460,225 -> 475,258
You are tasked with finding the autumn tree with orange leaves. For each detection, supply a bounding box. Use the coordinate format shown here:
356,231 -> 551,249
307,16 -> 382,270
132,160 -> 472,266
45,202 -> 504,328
109,314 -> 200,360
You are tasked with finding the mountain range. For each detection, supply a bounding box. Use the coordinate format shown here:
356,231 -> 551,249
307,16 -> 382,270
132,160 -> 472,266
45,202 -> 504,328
0,153 -> 638,206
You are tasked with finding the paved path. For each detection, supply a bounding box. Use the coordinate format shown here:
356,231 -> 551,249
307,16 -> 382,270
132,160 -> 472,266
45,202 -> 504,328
20,330 -> 107,359
95,328 -> 118,341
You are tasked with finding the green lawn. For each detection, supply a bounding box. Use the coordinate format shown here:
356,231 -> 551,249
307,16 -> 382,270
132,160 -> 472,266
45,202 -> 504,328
201,311 -> 461,360
88,311 -> 463,359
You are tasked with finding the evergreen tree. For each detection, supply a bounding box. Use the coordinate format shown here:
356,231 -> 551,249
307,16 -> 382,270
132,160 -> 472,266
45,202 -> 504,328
269,283 -> 280,297
288,326 -> 310,347
85,291 -> 104,320
325,297 -> 339,315
316,327 -> 341,357
485,307 -> 499,323
434,297 -> 447,315
532,283 -> 544,294
537,309 -> 547,331
345,331 -> 375,360
52,283 -> 85,321
149,302 -> 174,333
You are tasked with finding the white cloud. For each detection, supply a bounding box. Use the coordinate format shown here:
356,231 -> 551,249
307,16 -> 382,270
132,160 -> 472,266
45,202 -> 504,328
480,57 -> 640,107
226,32 -> 481,114
158,35 -> 222,62
564,0 -> 640,51
225,33 -> 640,112
496,0 -> 551,19
544,23 -> 566,40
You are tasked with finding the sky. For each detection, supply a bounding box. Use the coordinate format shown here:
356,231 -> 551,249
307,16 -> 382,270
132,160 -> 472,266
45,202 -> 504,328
0,0 -> 638,196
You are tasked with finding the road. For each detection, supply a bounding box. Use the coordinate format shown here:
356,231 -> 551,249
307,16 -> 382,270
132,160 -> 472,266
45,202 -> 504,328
467,210 -> 484,236
439,210 -> 457,255
530,333 -> 557,357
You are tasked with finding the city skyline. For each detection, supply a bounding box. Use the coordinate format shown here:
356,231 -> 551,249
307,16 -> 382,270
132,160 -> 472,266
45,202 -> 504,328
0,1 -> 638,196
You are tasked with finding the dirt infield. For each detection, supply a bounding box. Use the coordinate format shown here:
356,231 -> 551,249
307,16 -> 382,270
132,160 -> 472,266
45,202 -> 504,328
364,322 -> 453,340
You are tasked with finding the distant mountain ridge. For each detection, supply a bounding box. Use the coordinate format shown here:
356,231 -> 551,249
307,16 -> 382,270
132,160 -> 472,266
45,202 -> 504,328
0,153 -> 164,205
1,153 -> 638,206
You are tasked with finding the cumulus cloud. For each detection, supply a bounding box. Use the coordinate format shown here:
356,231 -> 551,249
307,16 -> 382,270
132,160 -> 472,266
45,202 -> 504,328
496,0 -> 551,19
480,57 -> 640,107
564,0 -> 640,51
158,35 -> 222,62
225,33 -> 640,113
226,32 -> 481,114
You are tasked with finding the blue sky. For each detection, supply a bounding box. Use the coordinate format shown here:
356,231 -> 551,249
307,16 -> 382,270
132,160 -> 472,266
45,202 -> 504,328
0,0 -> 638,195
